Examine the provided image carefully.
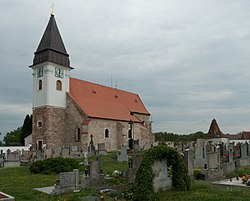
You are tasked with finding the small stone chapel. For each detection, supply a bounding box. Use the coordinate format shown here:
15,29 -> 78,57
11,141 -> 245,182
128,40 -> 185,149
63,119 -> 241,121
30,13 -> 153,151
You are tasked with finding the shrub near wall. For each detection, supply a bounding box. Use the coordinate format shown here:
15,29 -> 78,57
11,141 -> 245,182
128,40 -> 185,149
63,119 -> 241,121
29,157 -> 80,174
133,145 -> 190,201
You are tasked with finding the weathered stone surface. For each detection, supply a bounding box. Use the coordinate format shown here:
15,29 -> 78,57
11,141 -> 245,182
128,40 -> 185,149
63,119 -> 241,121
152,160 -> 172,192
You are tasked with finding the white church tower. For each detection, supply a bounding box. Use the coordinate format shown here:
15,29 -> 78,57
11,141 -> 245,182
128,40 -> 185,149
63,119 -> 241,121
30,13 -> 73,150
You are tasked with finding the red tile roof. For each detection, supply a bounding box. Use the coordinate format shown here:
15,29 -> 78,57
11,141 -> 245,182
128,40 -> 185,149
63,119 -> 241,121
69,78 -> 150,122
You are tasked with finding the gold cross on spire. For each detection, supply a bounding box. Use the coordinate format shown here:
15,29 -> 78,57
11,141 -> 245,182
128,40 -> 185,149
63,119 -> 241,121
51,2 -> 55,16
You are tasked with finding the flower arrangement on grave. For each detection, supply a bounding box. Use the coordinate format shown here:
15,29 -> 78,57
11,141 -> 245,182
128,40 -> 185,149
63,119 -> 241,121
241,175 -> 249,183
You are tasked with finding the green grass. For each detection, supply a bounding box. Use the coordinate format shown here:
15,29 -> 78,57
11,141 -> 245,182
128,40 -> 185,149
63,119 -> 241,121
1,155 -> 250,201
159,180 -> 250,201
0,153 -> 127,201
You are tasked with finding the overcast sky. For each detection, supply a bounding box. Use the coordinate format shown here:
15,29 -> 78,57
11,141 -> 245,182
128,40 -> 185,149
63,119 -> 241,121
1,0 -> 250,140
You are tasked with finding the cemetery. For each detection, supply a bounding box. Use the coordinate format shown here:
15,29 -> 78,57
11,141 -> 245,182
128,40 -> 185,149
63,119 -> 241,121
1,138 -> 250,201
2,119 -> 250,200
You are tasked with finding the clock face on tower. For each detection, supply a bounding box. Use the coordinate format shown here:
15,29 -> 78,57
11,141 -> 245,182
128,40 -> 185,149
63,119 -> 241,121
55,67 -> 64,78
37,67 -> 44,78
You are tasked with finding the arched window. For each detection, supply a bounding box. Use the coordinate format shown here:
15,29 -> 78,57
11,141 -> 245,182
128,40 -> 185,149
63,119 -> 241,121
38,80 -> 42,90
128,129 -> 132,139
104,128 -> 110,138
56,80 -> 62,91
76,127 -> 81,142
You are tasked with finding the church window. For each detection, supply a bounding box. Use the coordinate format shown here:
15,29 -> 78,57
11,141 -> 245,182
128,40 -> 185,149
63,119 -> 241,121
128,129 -> 132,139
56,80 -> 62,91
38,80 -> 42,90
76,127 -> 81,142
104,128 -> 110,138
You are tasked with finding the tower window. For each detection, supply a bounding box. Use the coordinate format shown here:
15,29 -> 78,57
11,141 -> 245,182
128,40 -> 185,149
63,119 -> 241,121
56,80 -> 62,91
104,128 -> 110,138
38,80 -> 42,90
37,120 -> 43,128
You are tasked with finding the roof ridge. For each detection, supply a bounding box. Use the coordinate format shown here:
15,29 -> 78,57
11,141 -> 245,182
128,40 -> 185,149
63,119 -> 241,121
70,77 -> 139,96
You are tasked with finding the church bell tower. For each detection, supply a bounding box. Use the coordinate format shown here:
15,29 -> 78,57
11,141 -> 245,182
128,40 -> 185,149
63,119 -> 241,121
30,13 -> 73,150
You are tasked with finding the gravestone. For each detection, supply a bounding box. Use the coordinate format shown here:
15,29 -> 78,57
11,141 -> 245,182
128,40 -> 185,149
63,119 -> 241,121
35,150 -> 44,160
44,148 -> 52,159
240,143 -> 248,159
0,158 -> 3,167
54,148 -> 62,157
6,152 -> 19,161
71,146 -> 78,152
184,149 -> 194,176
53,169 -> 79,194
207,152 -> 220,169
97,143 -> 107,155
70,146 -> 80,157
228,143 -> 234,163
206,142 -> 212,153
62,148 -> 70,157
233,144 -> 240,158
117,145 -> 128,162
20,150 -> 30,163
248,143 -> 250,157
82,161 -> 104,188
152,160 -> 172,192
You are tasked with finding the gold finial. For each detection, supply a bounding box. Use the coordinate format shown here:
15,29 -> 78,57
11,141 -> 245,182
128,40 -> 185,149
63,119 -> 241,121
51,2 -> 55,16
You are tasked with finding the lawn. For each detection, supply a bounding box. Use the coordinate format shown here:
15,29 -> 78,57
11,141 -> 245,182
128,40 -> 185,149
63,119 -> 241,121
159,180 -> 250,201
1,154 -> 250,201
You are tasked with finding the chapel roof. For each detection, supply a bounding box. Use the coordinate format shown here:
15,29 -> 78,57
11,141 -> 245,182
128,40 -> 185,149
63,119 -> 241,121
207,119 -> 224,138
33,14 -> 71,68
68,78 -> 150,122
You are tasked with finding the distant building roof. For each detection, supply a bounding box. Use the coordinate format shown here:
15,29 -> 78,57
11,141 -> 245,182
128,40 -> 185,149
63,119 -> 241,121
68,78 -> 150,122
239,131 -> 250,140
224,134 -> 240,140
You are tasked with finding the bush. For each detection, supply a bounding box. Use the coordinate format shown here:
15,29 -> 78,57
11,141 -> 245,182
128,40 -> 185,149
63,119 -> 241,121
133,145 -> 190,201
29,157 -> 80,174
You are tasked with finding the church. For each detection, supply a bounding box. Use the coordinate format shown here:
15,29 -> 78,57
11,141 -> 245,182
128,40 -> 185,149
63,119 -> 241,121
30,13 -> 153,152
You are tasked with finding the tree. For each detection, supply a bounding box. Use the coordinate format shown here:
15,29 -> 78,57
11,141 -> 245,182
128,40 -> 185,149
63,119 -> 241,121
3,127 -> 22,146
19,114 -> 32,145
154,131 -> 207,142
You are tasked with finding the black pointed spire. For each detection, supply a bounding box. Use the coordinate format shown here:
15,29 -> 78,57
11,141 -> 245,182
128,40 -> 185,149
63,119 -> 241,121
33,14 -> 70,67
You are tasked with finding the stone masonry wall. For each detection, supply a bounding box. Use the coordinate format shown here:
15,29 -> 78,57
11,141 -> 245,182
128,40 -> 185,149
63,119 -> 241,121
32,106 -> 66,149
88,117 -> 153,151
65,95 -> 87,149
33,95 -> 153,152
